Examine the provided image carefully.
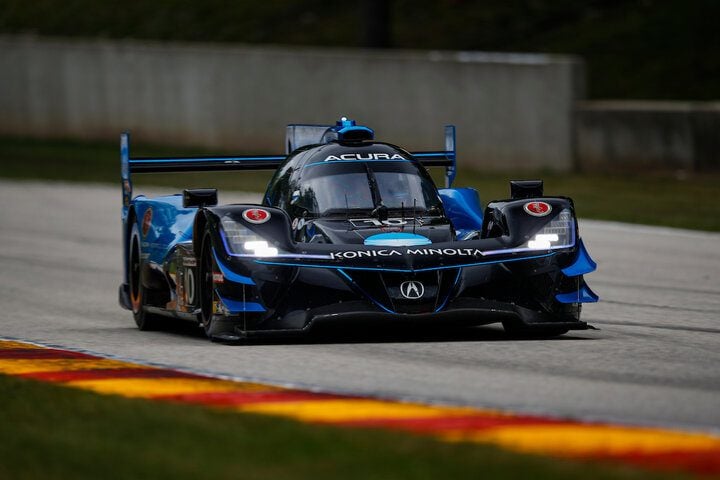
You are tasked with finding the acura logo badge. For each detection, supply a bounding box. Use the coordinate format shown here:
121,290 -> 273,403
400,281 -> 425,299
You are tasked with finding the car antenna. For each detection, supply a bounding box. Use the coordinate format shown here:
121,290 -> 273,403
413,198 -> 417,234
345,194 -> 350,230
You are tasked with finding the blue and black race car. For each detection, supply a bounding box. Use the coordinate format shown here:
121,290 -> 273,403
119,118 -> 598,342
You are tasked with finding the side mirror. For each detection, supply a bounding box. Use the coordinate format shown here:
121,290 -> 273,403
183,188 -> 218,208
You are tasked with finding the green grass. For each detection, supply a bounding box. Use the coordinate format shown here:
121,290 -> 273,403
455,169 -> 720,232
0,375 -> 686,480
1,135 -> 719,231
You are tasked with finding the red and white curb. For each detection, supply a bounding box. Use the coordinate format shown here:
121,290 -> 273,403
1,339 -> 718,477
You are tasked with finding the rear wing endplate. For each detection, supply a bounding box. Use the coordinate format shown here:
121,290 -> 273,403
412,125 -> 456,188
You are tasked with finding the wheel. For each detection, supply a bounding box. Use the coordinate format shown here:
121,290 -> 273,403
198,230 -> 245,343
128,223 -> 163,331
199,230 -> 217,337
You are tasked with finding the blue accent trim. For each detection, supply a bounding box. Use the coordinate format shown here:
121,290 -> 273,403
304,159 -> 410,168
337,269 -> 394,314
434,268 -> 462,312
219,229 -> 236,255
129,156 -> 285,164
337,269 -> 353,281
216,292 -> 266,313
254,252 -> 555,273
212,249 -> 255,285
555,284 -> 599,304
364,233 -> 432,247
562,238 -> 597,277
412,152 -> 454,158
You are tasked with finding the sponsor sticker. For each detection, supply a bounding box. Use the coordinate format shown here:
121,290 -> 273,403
329,247 -> 486,260
349,218 -> 408,228
141,208 -> 153,237
243,208 -> 271,224
324,153 -> 406,161
523,201 -> 552,217
212,272 -> 224,283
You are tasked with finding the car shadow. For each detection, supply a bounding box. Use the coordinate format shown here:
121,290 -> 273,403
153,318 -> 596,345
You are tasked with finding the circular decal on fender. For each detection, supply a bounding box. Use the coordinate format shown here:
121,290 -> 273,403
141,208 -> 153,237
523,201 -> 552,217
242,208 -> 271,224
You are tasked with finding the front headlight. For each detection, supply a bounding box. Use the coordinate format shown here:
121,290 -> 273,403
243,240 -> 278,257
526,209 -> 575,250
221,218 -> 278,257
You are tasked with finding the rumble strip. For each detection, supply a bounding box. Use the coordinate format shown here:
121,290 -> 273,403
1,339 -> 718,477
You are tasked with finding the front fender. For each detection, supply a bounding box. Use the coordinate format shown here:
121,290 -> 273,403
203,205 -> 294,257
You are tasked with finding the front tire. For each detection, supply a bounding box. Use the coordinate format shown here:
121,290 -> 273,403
129,223 -> 163,331
199,230 -> 217,337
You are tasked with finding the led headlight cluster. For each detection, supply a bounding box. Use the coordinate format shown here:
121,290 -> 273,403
221,217 -> 278,257
526,209 -> 575,250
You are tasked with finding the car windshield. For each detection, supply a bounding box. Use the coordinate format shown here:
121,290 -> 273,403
297,161 -> 441,216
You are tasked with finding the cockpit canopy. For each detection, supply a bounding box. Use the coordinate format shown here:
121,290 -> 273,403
299,161 -> 441,216
264,142 -> 444,218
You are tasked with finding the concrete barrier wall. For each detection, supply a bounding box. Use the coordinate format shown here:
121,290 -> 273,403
0,36 -> 583,170
575,101 -> 720,172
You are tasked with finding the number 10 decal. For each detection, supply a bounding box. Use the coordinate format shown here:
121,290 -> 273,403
349,218 -> 408,227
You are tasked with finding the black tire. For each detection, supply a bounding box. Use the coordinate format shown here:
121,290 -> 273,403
199,230 -> 216,337
198,230 -> 246,343
129,223 -> 163,331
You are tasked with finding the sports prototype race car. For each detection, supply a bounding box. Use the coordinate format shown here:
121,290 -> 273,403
119,118 -> 598,342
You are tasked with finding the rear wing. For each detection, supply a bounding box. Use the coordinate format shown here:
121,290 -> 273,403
120,133 -> 285,211
121,120 -> 457,211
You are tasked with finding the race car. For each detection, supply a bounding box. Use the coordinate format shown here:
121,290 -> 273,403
119,118 -> 598,342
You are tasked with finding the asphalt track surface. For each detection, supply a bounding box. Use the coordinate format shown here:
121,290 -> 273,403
1,180 -> 718,433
